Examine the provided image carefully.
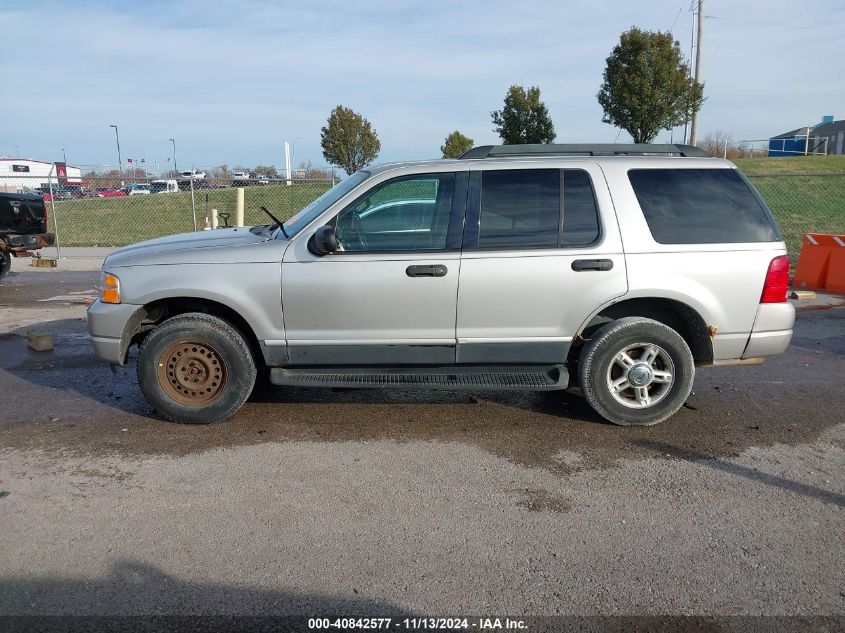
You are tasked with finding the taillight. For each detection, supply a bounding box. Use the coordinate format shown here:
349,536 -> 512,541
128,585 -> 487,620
761,255 -> 790,303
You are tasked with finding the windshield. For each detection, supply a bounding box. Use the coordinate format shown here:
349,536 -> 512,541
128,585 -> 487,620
282,171 -> 370,237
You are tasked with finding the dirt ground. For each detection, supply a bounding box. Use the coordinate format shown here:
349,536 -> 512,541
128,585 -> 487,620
1,259 -> 843,624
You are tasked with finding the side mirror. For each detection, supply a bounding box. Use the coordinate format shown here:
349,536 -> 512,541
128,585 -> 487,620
308,224 -> 338,256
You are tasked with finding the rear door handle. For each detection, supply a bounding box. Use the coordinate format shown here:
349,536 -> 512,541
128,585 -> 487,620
406,264 -> 448,278
571,258 -> 614,272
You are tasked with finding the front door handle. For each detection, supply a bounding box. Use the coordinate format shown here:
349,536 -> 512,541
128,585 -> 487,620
406,264 -> 448,278
571,258 -> 614,272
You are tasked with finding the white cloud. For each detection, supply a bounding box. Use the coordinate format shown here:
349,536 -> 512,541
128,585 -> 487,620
1,0 -> 843,166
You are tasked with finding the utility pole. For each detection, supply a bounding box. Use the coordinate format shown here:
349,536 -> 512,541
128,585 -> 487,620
688,0 -> 704,146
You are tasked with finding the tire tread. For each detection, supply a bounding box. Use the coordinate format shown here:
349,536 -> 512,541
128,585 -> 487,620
579,317 -> 694,426
138,312 -> 257,424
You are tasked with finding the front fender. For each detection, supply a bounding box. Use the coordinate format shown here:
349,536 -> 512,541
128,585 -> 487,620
112,262 -> 284,342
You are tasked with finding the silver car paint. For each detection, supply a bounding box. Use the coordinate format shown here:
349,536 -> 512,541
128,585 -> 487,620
742,302 -> 795,358
105,227 -> 284,267
281,161 -> 467,356
455,161 -> 627,360
88,153 -> 795,369
89,231 -> 292,364
596,158 -> 792,360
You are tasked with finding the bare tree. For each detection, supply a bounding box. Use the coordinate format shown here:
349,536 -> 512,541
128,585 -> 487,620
296,160 -> 333,180
210,164 -> 231,179
699,131 -> 741,158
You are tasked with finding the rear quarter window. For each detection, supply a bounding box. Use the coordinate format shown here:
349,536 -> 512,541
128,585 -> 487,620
628,168 -> 780,244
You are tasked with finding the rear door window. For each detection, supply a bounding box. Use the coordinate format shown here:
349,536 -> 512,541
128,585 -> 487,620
562,170 -> 600,246
476,169 -> 601,249
628,168 -> 780,244
478,169 -> 560,248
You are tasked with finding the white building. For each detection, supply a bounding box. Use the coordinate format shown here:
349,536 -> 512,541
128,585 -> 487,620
0,158 -> 82,192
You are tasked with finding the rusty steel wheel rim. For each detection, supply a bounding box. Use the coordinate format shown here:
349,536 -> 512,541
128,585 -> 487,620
156,340 -> 227,406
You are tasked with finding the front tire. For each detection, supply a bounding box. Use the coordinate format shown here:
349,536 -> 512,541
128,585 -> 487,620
138,313 -> 257,423
578,317 -> 694,426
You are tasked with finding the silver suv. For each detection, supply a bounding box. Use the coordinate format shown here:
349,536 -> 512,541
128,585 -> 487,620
87,144 -> 794,426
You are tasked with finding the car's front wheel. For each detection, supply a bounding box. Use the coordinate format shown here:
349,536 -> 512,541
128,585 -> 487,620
138,312 -> 257,423
578,317 -> 694,426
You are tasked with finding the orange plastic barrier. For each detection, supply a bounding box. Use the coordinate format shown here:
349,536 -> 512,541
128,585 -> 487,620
793,233 -> 845,293
827,246 -> 845,294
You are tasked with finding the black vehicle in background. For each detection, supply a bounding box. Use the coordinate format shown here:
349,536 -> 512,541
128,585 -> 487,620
0,192 -> 55,280
55,184 -> 85,199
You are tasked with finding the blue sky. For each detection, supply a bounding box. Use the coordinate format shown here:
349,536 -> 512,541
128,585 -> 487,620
1,0 -> 843,171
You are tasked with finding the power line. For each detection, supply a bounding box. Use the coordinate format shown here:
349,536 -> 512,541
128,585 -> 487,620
667,5 -> 684,32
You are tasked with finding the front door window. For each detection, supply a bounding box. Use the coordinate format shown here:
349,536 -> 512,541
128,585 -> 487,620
335,174 -> 456,252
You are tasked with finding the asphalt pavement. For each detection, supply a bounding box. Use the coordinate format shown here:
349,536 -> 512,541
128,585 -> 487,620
0,260 -> 843,622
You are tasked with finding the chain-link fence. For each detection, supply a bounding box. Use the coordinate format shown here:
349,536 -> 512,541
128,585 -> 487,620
0,175 -> 334,247
1,171 -> 842,263
745,173 -> 845,263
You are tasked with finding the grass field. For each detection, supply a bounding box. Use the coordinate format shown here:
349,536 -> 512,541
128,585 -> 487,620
734,154 -> 845,175
738,155 -> 845,260
51,182 -> 332,247
47,156 -> 844,263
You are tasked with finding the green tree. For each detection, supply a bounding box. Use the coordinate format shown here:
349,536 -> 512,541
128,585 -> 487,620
491,85 -> 556,145
320,105 -> 381,174
440,130 -> 474,158
597,27 -> 704,143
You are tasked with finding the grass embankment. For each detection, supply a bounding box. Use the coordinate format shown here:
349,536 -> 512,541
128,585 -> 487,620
736,155 -> 845,261
50,156 -> 844,261
734,154 -> 845,175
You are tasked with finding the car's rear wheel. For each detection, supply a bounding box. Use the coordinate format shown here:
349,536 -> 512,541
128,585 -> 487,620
578,317 -> 694,426
138,312 -> 256,423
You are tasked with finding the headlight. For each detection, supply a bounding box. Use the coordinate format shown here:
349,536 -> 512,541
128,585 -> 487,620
99,271 -> 121,304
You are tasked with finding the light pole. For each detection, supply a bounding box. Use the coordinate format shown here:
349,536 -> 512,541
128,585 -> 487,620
109,124 -> 122,178
169,138 -> 177,175
61,148 -> 67,164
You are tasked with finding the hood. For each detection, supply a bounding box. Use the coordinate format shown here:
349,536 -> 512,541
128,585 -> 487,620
104,227 -> 288,268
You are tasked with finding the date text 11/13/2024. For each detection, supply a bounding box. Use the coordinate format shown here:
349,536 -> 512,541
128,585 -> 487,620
308,617 -> 528,630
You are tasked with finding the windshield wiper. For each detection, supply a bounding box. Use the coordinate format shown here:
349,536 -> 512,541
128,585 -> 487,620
260,206 -> 288,238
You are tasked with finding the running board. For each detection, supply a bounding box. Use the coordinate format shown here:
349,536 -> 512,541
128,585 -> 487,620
269,365 -> 569,391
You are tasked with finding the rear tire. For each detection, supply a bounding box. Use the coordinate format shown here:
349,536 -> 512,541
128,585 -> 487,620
138,312 -> 257,423
578,317 -> 694,426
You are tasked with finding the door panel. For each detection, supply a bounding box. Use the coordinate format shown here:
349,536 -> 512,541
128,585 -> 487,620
456,164 -> 627,364
282,170 -> 467,366
282,254 -> 460,342
456,251 -> 626,362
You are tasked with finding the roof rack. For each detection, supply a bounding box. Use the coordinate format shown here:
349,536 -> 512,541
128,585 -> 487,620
458,143 -> 710,159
